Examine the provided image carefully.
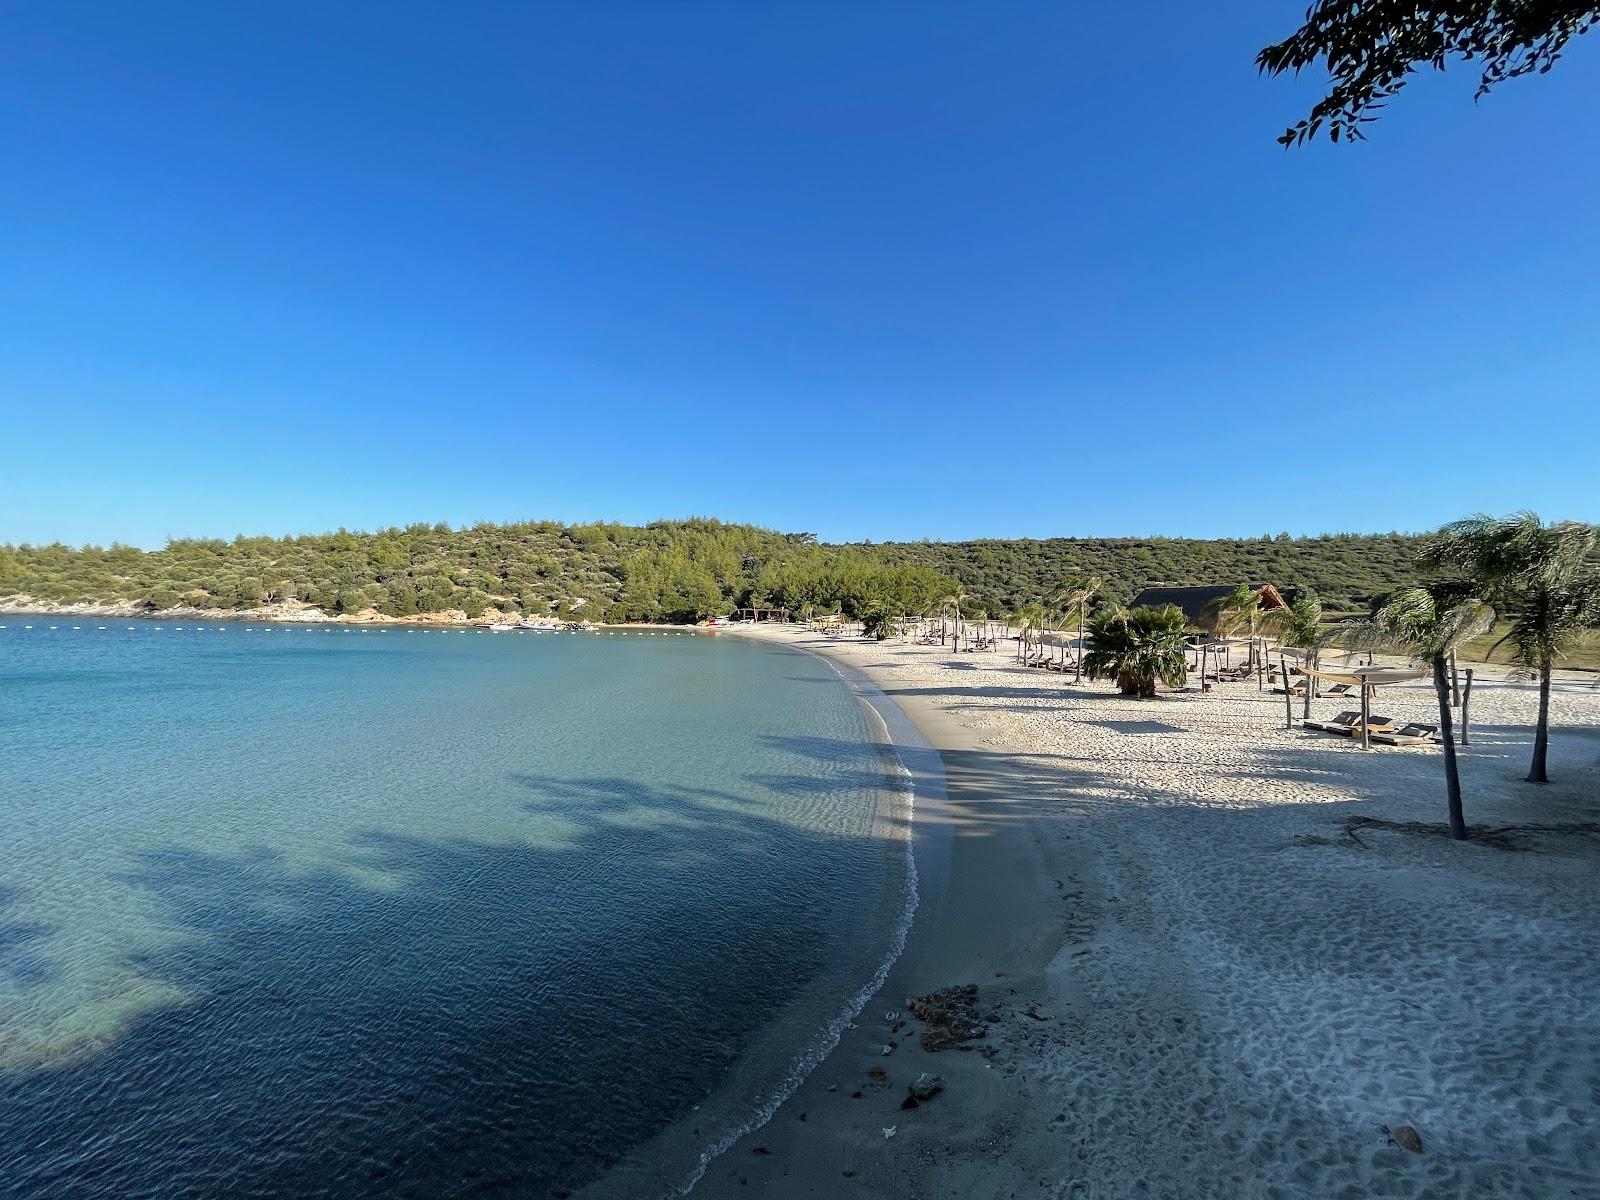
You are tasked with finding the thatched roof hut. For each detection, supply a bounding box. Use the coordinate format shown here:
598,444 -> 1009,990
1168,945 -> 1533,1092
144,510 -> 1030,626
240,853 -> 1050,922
1129,583 -> 1288,633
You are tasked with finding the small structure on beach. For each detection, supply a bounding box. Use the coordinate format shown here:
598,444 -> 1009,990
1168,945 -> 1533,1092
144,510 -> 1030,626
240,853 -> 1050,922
1130,584 -> 1288,634
734,607 -> 791,622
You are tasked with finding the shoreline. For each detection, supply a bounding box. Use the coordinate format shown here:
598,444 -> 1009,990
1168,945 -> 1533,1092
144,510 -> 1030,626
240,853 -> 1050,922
575,639 -> 943,1200
690,624 -> 1091,1198
675,644 -> 934,1194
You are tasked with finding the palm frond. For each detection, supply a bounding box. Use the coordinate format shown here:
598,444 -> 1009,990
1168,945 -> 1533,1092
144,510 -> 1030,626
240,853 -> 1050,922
1349,586 -> 1493,665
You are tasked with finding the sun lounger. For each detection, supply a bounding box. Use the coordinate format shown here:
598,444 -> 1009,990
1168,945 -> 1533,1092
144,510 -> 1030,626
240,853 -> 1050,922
1303,710 -> 1361,734
1353,714 -> 1398,734
1370,723 -> 1439,746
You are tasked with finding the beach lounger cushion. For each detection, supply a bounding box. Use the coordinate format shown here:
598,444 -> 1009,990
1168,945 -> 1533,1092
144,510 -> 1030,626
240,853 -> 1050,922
1303,711 -> 1361,734
1371,723 -> 1440,746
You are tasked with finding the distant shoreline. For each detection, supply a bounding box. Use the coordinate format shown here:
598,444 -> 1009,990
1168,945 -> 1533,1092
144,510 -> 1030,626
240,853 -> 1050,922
0,600 -> 713,631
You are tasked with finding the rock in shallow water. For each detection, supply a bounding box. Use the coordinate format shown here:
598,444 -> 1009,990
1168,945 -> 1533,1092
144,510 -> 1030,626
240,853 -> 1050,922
908,1072 -> 944,1103
1382,1124 -> 1424,1154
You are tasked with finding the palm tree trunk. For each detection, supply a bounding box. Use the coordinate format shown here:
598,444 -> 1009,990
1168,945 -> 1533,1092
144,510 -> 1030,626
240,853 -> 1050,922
1528,656 -> 1553,784
1434,655 -> 1468,841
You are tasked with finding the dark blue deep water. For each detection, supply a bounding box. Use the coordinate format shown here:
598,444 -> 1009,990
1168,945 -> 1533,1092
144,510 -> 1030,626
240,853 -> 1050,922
0,624 -> 910,1199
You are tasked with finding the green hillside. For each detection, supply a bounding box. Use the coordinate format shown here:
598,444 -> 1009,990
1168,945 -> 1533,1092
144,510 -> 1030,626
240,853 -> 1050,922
852,531 -> 1423,617
1,519 -> 1429,623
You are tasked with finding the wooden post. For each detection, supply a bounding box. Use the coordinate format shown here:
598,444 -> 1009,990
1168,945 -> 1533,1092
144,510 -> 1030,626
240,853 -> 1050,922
1449,650 -> 1460,707
1200,644 -> 1210,693
1461,668 -> 1474,745
1283,661 -> 1294,729
1360,683 -> 1372,750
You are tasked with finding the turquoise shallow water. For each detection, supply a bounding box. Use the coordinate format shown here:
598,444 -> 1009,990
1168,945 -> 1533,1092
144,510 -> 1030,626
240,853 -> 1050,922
0,624 -> 910,1199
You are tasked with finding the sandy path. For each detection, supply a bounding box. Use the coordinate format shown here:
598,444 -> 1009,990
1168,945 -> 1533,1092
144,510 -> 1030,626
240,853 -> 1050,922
696,624 -> 1600,1200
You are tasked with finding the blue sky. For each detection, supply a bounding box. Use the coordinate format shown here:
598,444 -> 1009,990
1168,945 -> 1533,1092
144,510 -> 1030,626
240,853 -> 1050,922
2,2 -> 1596,548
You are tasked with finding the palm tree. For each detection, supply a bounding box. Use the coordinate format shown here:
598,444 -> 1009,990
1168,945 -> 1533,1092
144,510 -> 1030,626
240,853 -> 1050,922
940,590 -> 968,649
1428,513 -> 1600,784
860,602 -> 898,641
1205,582 -> 1262,667
1013,600 -> 1046,662
1052,575 -> 1103,682
1083,603 -> 1189,698
1264,590 -> 1340,717
1354,587 -> 1494,840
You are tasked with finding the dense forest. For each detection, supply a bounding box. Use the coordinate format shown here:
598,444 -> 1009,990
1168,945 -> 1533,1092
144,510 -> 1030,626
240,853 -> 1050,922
0,519 -> 1429,623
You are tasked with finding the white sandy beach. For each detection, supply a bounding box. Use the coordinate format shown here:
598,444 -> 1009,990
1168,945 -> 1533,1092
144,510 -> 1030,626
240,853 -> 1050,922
698,624 -> 1600,1199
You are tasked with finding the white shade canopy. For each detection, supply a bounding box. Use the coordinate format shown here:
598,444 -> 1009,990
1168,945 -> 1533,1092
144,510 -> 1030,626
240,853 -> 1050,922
1302,666 -> 1427,687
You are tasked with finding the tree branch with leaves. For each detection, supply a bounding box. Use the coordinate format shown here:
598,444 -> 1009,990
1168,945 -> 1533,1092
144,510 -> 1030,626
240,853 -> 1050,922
1259,1 -> 1598,145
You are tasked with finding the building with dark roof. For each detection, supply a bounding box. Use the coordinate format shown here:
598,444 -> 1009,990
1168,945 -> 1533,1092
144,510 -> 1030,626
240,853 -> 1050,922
1129,583 -> 1288,633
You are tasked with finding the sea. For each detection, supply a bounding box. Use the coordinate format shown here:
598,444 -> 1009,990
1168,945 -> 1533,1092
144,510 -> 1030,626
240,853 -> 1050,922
0,621 -> 917,1199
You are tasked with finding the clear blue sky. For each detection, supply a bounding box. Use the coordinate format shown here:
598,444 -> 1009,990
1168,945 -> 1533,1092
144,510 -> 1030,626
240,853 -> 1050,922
2,2 -> 1596,549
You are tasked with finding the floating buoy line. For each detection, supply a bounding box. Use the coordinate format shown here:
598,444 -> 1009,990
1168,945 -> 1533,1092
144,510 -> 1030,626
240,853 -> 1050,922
4,620 -> 706,637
